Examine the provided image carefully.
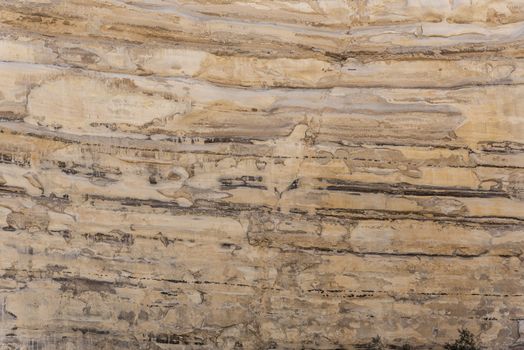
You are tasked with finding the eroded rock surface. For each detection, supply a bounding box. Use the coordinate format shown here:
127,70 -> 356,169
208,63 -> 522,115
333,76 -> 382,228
0,0 -> 523,349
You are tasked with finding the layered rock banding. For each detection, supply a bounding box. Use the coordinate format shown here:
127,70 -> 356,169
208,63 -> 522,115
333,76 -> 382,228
0,0 -> 523,349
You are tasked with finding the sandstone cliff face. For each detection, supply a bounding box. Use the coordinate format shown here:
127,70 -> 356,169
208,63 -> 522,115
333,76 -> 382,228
0,1 -> 523,349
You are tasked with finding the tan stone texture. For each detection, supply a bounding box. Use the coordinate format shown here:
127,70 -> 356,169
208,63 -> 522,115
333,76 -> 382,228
0,0 -> 523,349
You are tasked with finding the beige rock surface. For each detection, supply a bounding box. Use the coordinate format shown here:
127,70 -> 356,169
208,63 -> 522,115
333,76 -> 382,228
0,0 -> 523,349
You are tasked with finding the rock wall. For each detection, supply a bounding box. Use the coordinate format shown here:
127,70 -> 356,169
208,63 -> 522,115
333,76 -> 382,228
0,1 -> 523,349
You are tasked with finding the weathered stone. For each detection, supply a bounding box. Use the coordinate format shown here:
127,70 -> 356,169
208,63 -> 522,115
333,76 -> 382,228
0,1 -> 522,349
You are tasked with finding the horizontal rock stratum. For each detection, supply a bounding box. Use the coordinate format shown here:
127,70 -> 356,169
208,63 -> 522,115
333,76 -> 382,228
0,0 -> 523,349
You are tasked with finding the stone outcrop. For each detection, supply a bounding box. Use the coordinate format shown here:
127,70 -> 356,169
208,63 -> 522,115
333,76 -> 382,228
0,0 -> 523,349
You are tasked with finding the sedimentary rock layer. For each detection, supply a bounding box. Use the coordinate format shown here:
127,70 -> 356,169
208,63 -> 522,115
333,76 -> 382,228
0,0 -> 523,349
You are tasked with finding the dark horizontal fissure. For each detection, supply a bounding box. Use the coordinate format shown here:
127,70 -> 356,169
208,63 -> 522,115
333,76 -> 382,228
319,179 -> 510,198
